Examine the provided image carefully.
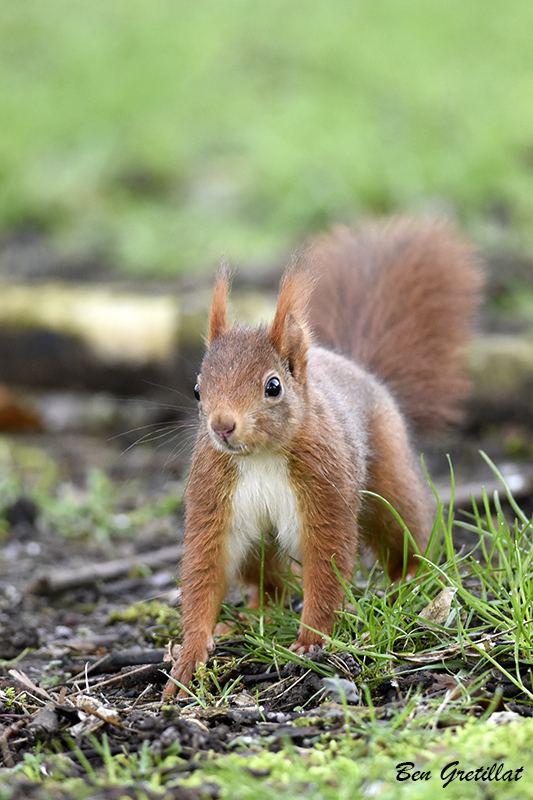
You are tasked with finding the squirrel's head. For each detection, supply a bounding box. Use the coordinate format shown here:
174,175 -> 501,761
194,264 -> 313,455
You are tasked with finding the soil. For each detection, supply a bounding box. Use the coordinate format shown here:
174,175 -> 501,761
0,388 -> 532,798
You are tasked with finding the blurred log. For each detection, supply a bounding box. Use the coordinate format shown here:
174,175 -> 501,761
0,281 -> 533,428
466,334 -> 533,426
0,282 -> 274,396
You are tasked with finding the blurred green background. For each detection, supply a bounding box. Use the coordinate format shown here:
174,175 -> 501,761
1,0 -> 533,277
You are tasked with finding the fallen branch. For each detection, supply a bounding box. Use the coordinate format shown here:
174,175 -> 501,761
437,471 -> 533,511
28,543 -> 184,596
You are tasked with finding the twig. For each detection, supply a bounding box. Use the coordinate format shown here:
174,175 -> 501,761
67,662 -> 170,694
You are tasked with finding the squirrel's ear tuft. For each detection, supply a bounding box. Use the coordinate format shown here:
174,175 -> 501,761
207,262 -> 230,345
269,263 -> 313,381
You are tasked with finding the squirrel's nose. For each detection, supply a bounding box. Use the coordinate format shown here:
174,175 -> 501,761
214,424 -> 236,441
210,415 -> 236,441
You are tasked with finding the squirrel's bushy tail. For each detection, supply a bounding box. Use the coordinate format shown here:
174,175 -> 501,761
306,217 -> 484,436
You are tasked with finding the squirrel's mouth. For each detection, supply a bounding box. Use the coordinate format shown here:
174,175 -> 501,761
208,432 -> 249,455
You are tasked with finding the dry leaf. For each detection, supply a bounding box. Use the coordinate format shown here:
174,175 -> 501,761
8,669 -> 52,701
0,385 -> 40,432
74,695 -> 122,726
164,640 -> 181,665
418,588 -> 457,625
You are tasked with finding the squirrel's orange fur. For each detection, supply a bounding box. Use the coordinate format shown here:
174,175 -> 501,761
164,216 -> 483,696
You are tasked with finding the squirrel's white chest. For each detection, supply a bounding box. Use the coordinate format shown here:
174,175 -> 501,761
227,452 -> 301,577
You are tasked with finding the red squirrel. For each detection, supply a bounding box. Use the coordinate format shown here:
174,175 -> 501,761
164,216 -> 483,696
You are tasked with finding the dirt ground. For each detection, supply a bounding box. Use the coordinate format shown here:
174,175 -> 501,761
0,388 -> 533,798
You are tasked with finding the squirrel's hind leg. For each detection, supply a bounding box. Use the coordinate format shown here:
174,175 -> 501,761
242,545 -> 291,609
212,546 -> 289,636
361,408 -> 433,581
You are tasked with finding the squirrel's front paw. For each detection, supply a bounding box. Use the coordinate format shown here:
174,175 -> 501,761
162,636 -> 215,698
288,632 -> 325,656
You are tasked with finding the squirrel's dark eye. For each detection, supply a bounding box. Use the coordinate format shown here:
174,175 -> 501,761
265,377 -> 282,398
194,383 -> 200,402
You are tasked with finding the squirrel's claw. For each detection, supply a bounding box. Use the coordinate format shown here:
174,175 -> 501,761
288,636 -> 324,656
163,658 -> 196,698
163,636 -> 215,698
289,642 -> 315,656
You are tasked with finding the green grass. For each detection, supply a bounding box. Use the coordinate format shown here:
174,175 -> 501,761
184,723 -> 532,800
2,0 -> 533,275
10,721 -> 533,799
